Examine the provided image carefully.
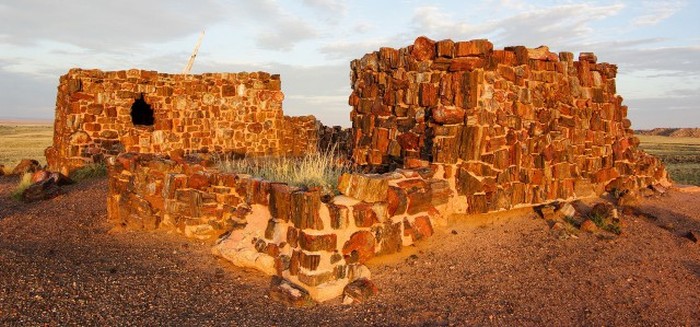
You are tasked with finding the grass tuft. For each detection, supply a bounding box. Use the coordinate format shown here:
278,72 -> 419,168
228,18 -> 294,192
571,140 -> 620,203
69,163 -> 108,182
587,212 -> 622,235
218,149 -> 351,196
10,173 -> 34,200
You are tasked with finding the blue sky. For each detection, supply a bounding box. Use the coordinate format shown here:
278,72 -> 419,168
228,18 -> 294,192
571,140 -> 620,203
0,0 -> 698,128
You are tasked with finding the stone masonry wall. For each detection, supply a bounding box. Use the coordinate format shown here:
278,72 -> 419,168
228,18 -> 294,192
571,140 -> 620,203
349,36 -> 669,207
108,153 -> 452,301
46,69 -> 320,175
104,36 -> 671,303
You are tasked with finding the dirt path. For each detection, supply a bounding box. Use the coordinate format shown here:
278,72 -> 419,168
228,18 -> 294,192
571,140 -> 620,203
1,176 -> 698,326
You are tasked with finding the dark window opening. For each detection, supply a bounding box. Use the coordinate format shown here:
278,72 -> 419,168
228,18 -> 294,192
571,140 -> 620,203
130,94 -> 154,126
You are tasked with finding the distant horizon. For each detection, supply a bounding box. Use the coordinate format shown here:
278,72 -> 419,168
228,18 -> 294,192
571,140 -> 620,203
0,116 -> 697,130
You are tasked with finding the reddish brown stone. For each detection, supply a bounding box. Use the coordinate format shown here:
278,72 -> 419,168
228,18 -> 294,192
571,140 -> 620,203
376,221 -> 403,255
287,227 -> 299,248
298,251 -> 321,271
342,231 -> 376,264
406,186 -> 432,215
428,179 -> 451,206
328,203 -> 350,229
419,83 -> 438,107
270,183 -> 294,221
467,194 -> 488,214
298,231 -> 337,252
343,278 -> 378,303
12,159 -> 41,175
436,39 -> 455,58
268,276 -> 314,307
579,52 -> 597,63
454,39 -> 493,57
397,133 -> 420,151
187,173 -> 210,190
432,106 -> 465,125
448,57 -> 485,71
291,189 -> 323,230
353,202 -> 379,227
411,36 -> 436,61
456,168 -> 483,195
386,186 -> 408,217
412,216 -> 434,239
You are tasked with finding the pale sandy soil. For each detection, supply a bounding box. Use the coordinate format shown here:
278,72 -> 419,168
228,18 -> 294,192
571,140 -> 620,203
1,175 -> 698,326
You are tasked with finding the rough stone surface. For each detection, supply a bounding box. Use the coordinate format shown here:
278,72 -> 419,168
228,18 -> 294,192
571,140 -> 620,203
12,159 -> 41,175
45,69 -> 343,175
343,278 -> 378,304
268,276 -> 315,307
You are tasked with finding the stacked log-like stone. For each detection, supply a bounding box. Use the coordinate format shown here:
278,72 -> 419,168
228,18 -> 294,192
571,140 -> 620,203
46,69 -> 323,175
349,36 -> 669,210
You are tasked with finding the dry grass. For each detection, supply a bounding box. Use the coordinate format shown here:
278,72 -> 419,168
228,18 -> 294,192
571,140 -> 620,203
0,124 -> 53,168
10,172 -> 33,200
218,149 -> 351,195
637,135 -> 700,186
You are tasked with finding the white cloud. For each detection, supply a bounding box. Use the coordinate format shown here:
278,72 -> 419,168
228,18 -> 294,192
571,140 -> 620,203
633,0 -> 685,26
256,18 -> 318,51
301,0 -> 347,15
319,39 -> 388,60
0,0 -> 224,49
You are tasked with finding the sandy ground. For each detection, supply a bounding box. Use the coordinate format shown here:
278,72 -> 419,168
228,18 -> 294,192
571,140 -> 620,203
0,175 -> 698,326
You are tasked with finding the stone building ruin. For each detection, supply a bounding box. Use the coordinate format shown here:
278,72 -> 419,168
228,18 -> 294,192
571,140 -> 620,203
48,36 -> 670,303
45,69 -> 324,175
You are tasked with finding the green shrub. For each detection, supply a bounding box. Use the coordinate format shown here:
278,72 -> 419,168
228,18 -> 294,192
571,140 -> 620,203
218,149 -> 351,196
69,163 -> 107,182
10,173 -> 33,200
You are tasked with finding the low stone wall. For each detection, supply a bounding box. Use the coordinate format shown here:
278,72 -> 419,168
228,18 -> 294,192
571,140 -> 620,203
107,148 -> 668,302
108,153 -> 454,301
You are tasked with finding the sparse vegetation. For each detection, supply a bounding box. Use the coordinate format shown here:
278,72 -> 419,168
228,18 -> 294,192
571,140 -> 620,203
638,135 -> 700,186
0,124 -> 53,168
10,173 -> 33,200
587,211 -> 622,235
69,163 -> 108,182
218,149 -> 351,196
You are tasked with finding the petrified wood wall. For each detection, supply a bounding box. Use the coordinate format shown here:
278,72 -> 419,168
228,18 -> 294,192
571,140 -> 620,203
349,36 -> 669,207
46,69 -> 321,174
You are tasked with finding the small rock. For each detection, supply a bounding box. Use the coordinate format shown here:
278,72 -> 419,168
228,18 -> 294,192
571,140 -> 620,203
48,172 -> 74,186
559,203 -> 577,218
650,184 -> 667,194
539,205 -> 558,220
685,230 -> 699,244
451,230 -> 458,235
31,170 -> 51,183
22,178 -> 62,202
12,159 -> 41,175
267,276 -> 315,307
580,219 -> 598,233
618,191 -> 640,206
551,222 -> 566,231
343,278 -> 378,304
590,202 -> 616,220
0,164 -> 5,176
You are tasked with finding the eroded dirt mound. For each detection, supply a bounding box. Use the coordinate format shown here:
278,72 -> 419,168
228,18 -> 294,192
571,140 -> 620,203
636,128 -> 700,138
1,176 -> 698,325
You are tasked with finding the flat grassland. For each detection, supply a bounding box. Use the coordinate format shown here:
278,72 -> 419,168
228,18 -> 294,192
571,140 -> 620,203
0,124 -> 53,169
637,135 -> 700,186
